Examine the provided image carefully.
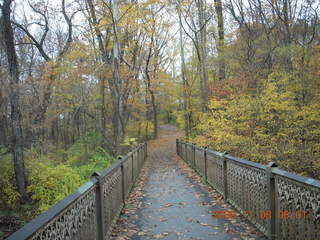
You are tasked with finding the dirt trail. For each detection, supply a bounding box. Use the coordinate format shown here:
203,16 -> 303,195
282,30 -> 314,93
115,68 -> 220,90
111,125 -> 266,240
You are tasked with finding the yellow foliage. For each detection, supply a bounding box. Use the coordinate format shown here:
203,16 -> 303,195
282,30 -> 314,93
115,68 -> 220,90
0,147 -> 20,210
193,71 -> 320,178
27,159 -> 84,213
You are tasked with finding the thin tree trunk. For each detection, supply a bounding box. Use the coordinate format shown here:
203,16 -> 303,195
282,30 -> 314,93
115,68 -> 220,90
282,0 -> 292,70
99,70 -> 107,148
111,0 -> 125,154
145,65 -> 157,139
86,0 -> 109,149
0,90 -> 8,145
144,28 -> 158,139
214,0 -> 225,81
151,92 -> 157,138
0,115 -> 8,146
1,0 -> 28,202
178,8 -> 191,136
197,0 -> 209,111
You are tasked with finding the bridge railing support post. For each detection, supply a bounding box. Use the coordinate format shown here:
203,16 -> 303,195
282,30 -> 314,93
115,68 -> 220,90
91,171 -> 106,240
193,144 -> 196,168
204,147 -> 207,181
266,162 -> 278,240
145,142 -> 147,159
176,139 -> 179,156
184,142 -> 187,161
131,151 -> 135,182
137,147 -> 139,171
222,153 -> 228,200
119,157 -> 126,206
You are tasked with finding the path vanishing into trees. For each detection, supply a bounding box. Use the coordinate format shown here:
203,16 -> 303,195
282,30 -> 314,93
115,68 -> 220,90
111,125 -> 266,240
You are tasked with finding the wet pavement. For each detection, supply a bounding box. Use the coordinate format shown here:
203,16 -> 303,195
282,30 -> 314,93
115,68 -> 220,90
111,125 -> 266,240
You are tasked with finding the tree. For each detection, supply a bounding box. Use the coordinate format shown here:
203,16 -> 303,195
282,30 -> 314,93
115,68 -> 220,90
141,2 -> 171,139
13,0 -> 75,140
214,0 -> 225,81
85,0 -> 130,154
1,0 -> 28,202
175,0 -> 192,136
179,0 -> 210,111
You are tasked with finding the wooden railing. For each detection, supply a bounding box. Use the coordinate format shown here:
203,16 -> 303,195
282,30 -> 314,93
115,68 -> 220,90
176,139 -> 320,240
7,143 -> 147,240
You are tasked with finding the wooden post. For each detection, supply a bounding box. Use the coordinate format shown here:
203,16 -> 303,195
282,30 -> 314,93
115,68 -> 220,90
91,172 -> 105,240
266,162 -> 278,240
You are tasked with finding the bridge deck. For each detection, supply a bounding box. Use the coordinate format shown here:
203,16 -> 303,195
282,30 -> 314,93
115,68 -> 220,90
111,125 -> 266,240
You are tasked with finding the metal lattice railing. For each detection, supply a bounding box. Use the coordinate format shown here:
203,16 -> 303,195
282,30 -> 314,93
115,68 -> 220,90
176,139 -> 320,240
7,143 -> 147,240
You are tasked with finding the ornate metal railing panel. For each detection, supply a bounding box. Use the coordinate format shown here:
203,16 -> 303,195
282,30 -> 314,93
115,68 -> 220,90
194,146 -> 205,176
186,143 -> 193,166
8,143 -> 147,240
32,183 -> 97,240
132,150 -> 139,181
206,150 -> 224,194
123,154 -> 133,199
274,170 -> 320,240
181,142 -> 186,160
176,139 -> 320,240
181,142 -> 185,159
100,163 -> 123,239
226,157 -> 268,234
137,148 -> 142,170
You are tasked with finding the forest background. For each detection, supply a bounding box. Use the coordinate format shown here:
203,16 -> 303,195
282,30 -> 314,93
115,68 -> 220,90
0,0 -> 319,237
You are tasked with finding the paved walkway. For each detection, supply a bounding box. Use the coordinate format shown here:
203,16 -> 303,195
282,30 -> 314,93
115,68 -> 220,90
112,125 -> 266,240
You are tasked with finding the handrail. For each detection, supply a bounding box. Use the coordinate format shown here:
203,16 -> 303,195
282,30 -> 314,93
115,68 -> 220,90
272,167 -> 320,188
7,179 -> 98,240
176,139 -> 320,240
224,154 -> 267,170
7,142 -> 147,240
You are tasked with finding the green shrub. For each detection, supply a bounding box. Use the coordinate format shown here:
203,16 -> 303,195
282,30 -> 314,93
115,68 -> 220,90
27,160 -> 84,213
75,147 -> 113,179
0,146 -> 20,210
1,131 -> 114,214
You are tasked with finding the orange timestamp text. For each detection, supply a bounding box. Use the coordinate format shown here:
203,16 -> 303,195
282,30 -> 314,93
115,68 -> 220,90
244,210 -> 310,220
211,210 -> 239,219
211,209 -> 310,220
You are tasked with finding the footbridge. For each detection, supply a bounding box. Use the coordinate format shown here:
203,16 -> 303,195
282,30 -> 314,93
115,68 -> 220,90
7,126 -> 320,240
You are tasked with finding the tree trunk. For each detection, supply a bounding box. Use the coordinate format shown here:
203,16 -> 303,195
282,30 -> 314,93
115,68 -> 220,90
145,67 -> 157,139
99,70 -> 107,148
1,0 -> 28,202
178,7 -> 191,136
0,115 -> 8,146
282,0 -> 292,70
111,0 -> 125,154
86,0 -> 110,150
197,0 -> 209,111
151,92 -> 157,138
33,65 -> 58,140
214,0 -> 225,81
0,91 -> 8,145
